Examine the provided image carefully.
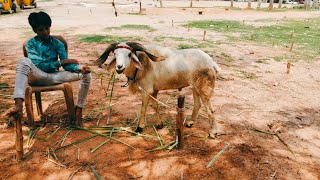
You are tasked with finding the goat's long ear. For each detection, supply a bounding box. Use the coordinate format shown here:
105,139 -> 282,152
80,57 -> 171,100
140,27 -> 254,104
126,42 -> 158,62
144,52 -> 159,62
131,53 -> 143,70
96,43 -> 119,67
107,56 -> 116,71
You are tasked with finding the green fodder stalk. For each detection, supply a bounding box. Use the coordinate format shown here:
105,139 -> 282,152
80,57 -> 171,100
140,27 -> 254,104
106,72 -> 116,124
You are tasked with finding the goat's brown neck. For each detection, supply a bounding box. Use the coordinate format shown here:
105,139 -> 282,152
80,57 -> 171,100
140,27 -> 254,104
124,61 -> 140,81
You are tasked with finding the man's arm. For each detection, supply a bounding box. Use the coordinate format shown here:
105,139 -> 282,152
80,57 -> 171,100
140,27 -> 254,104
56,40 -> 80,72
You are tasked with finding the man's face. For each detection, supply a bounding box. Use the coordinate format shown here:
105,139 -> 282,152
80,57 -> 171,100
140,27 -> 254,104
34,25 -> 51,40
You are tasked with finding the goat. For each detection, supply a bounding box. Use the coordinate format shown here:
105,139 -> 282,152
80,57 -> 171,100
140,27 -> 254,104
96,42 -> 221,138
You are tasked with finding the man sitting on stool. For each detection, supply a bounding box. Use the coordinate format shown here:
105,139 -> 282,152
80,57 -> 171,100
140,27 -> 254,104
6,11 -> 91,125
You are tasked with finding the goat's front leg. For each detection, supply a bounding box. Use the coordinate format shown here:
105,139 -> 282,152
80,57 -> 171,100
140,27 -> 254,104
135,90 -> 151,133
150,90 -> 163,129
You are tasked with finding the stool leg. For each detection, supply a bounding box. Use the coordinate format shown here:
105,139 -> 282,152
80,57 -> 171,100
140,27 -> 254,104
25,87 -> 35,129
13,115 -> 24,161
35,92 -> 43,116
63,83 -> 76,125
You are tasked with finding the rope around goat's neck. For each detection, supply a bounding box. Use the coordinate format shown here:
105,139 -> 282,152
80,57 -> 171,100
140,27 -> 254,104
121,68 -> 138,87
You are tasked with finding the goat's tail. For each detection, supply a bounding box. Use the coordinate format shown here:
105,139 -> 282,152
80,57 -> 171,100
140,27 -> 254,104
96,43 -> 119,67
212,62 -> 222,73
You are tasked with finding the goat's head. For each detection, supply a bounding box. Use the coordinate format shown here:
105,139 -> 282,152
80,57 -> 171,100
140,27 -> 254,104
96,42 -> 157,74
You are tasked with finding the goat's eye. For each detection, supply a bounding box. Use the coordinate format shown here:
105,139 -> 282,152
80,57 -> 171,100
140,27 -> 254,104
128,53 -> 132,57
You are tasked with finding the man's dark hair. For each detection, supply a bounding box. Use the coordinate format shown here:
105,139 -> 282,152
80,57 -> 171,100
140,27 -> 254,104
28,11 -> 52,30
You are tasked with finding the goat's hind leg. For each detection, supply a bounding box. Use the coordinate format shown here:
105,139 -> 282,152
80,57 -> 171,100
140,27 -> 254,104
186,88 -> 201,128
201,96 -> 218,139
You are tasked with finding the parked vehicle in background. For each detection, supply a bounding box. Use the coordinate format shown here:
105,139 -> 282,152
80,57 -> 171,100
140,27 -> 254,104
286,0 -> 299,4
299,0 -> 313,6
0,0 -> 17,14
15,0 -> 36,9
267,0 -> 299,3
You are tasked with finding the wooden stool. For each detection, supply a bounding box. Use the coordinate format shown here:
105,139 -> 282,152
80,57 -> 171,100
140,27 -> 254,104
24,82 -> 77,128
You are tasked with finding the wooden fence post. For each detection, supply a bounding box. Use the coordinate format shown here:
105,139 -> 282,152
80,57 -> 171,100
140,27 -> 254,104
203,31 -> 206,41
289,32 -> 294,52
287,62 -> 291,74
176,95 -> 185,149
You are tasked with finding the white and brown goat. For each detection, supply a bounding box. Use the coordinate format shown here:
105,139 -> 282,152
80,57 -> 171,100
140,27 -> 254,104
96,42 -> 221,138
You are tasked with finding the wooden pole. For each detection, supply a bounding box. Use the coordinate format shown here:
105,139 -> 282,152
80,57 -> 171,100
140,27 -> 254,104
176,95 -> 185,149
112,0 -> 118,17
289,39 -> 294,52
14,115 -> 24,161
290,32 -> 294,40
287,62 -> 291,74
288,32 -> 294,52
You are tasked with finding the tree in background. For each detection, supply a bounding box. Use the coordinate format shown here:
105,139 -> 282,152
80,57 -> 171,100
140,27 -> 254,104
247,0 -> 252,9
313,0 -> 319,8
304,0 -> 311,9
269,0 -> 274,10
278,0 -> 283,8
257,0 -> 262,8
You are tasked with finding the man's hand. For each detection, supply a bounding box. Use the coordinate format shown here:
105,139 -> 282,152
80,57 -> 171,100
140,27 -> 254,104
80,65 -> 91,74
60,59 -> 79,65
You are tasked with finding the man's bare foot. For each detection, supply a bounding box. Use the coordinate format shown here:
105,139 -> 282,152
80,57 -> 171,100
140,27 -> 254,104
6,98 -> 23,120
6,107 -> 21,117
3,104 -> 22,128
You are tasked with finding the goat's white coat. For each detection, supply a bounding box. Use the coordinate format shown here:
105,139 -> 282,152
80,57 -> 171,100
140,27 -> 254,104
145,45 -> 222,73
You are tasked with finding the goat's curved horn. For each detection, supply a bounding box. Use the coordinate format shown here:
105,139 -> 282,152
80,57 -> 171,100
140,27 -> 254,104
126,42 -> 158,62
96,42 -> 119,67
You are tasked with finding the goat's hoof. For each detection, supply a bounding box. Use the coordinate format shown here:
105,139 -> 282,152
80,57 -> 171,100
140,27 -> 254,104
208,129 -> 218,139
135,127 -> 144,133
208,132 -> 217,139
185,121 -> 194,128
155,123 -> 164,129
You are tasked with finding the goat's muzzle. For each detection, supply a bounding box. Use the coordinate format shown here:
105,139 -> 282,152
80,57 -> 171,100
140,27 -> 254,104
116,69 -> 124,74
